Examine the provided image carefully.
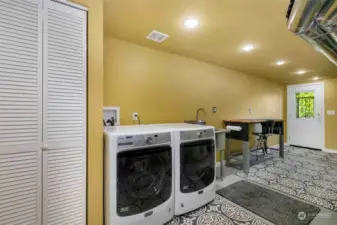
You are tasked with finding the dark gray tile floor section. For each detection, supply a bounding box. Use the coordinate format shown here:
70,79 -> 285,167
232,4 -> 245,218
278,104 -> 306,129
217,180 -> 320,225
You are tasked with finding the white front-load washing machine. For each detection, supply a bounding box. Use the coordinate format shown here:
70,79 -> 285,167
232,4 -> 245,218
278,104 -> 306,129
154,123 -> 216,215
104,125 -> 174,225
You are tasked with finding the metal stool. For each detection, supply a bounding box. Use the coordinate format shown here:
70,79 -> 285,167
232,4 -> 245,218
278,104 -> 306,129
252,120 -> 275,160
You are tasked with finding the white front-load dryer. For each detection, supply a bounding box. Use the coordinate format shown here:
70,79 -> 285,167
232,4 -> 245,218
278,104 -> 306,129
104,125 -> 174,225
154,123 -> 216,215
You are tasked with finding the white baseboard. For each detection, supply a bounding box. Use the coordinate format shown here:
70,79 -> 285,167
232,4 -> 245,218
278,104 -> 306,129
269,145 -> 336,153
271,145 -> 336,153
323,148 -> 337,153
269,143 -> 289,149
215,147 -> 336,158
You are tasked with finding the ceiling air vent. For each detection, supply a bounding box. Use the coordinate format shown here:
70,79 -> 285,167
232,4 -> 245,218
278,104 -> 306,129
146,30 -> 169,43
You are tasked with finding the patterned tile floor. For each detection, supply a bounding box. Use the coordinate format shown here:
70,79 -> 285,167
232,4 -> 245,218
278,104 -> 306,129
166,195 -> 270,225
238,147 -> 337,212
166,147 -> 337,225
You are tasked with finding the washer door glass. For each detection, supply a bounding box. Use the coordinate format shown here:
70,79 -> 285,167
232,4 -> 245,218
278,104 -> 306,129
117,145 -> 172,217
180,139 -> 215,193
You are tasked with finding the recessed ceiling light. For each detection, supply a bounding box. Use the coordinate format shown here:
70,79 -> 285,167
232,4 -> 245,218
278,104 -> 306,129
275,60 -> 286,66
184,18 -> 199,29
241,44 -> 254,52
313,77 -> 320,81
295,70 -> 307,75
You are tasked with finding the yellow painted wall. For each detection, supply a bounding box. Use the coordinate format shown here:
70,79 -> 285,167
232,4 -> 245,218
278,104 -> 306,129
70,1 -> 104,225
284,78 -> 337,150
104,37 -> 284,150
325,78 -> 337,150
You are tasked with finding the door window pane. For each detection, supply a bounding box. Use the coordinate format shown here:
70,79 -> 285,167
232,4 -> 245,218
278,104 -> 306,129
296,92 -> 315,118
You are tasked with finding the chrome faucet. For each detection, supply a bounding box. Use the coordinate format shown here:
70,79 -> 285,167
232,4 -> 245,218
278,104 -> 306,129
196,108 -> 206,122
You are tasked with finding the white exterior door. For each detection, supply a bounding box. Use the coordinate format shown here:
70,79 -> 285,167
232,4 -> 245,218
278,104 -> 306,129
287,82 -> 325,149
42,0 -> 87,224
0,0 -> 43,224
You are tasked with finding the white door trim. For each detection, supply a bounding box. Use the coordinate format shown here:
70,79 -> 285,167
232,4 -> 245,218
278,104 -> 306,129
287,82 -> 325,149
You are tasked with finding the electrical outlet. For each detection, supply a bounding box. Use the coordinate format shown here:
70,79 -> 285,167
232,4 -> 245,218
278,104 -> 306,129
212,106 -> 217,113
133,112 -> 139,120
248,108 -> 252,114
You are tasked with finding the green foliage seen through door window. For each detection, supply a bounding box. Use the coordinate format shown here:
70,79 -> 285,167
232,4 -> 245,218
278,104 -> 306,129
296,92 -> 315,118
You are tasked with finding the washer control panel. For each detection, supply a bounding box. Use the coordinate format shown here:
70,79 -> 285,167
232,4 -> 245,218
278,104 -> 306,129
180,129 -> 214,141
117,132 -> 171,148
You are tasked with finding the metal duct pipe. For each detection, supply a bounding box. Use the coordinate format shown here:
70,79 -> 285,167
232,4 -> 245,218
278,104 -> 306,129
317,0 -> 337,28
287,0 -> 337,66
287,0 -> 326,34
300,23 -> 337,65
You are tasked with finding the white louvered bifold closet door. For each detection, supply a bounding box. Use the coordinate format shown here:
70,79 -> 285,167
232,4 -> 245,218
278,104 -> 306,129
42,1 -> 87,224
0,0 -> 42,224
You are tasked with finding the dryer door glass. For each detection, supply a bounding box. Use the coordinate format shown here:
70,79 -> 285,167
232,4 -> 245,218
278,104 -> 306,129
117,145 -> 172,217
180,139 -> 215,193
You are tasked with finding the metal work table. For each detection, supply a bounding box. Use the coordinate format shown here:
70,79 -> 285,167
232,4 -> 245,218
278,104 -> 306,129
223,119 -> 285,173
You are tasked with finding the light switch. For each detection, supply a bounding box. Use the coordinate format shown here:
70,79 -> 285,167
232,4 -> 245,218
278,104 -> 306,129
212,106 -> 217,113
327,110 -> 336,116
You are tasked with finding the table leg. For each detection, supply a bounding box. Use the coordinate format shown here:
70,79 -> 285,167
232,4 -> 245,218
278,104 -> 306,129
220,150 -> 224,180
242,141 -> 250,173
225,135 -> 230,166
279,127 -> 284,159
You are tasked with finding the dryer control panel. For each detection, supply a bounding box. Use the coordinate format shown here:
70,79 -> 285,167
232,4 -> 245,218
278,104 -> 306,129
117,132 -> 171,148
180,129 -> 214,141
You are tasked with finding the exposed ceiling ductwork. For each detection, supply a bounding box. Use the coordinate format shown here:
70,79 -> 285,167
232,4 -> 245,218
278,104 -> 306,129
287,0 -> 337,66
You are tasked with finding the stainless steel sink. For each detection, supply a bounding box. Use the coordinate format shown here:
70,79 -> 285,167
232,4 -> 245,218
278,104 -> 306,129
184,120 -> 206,125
